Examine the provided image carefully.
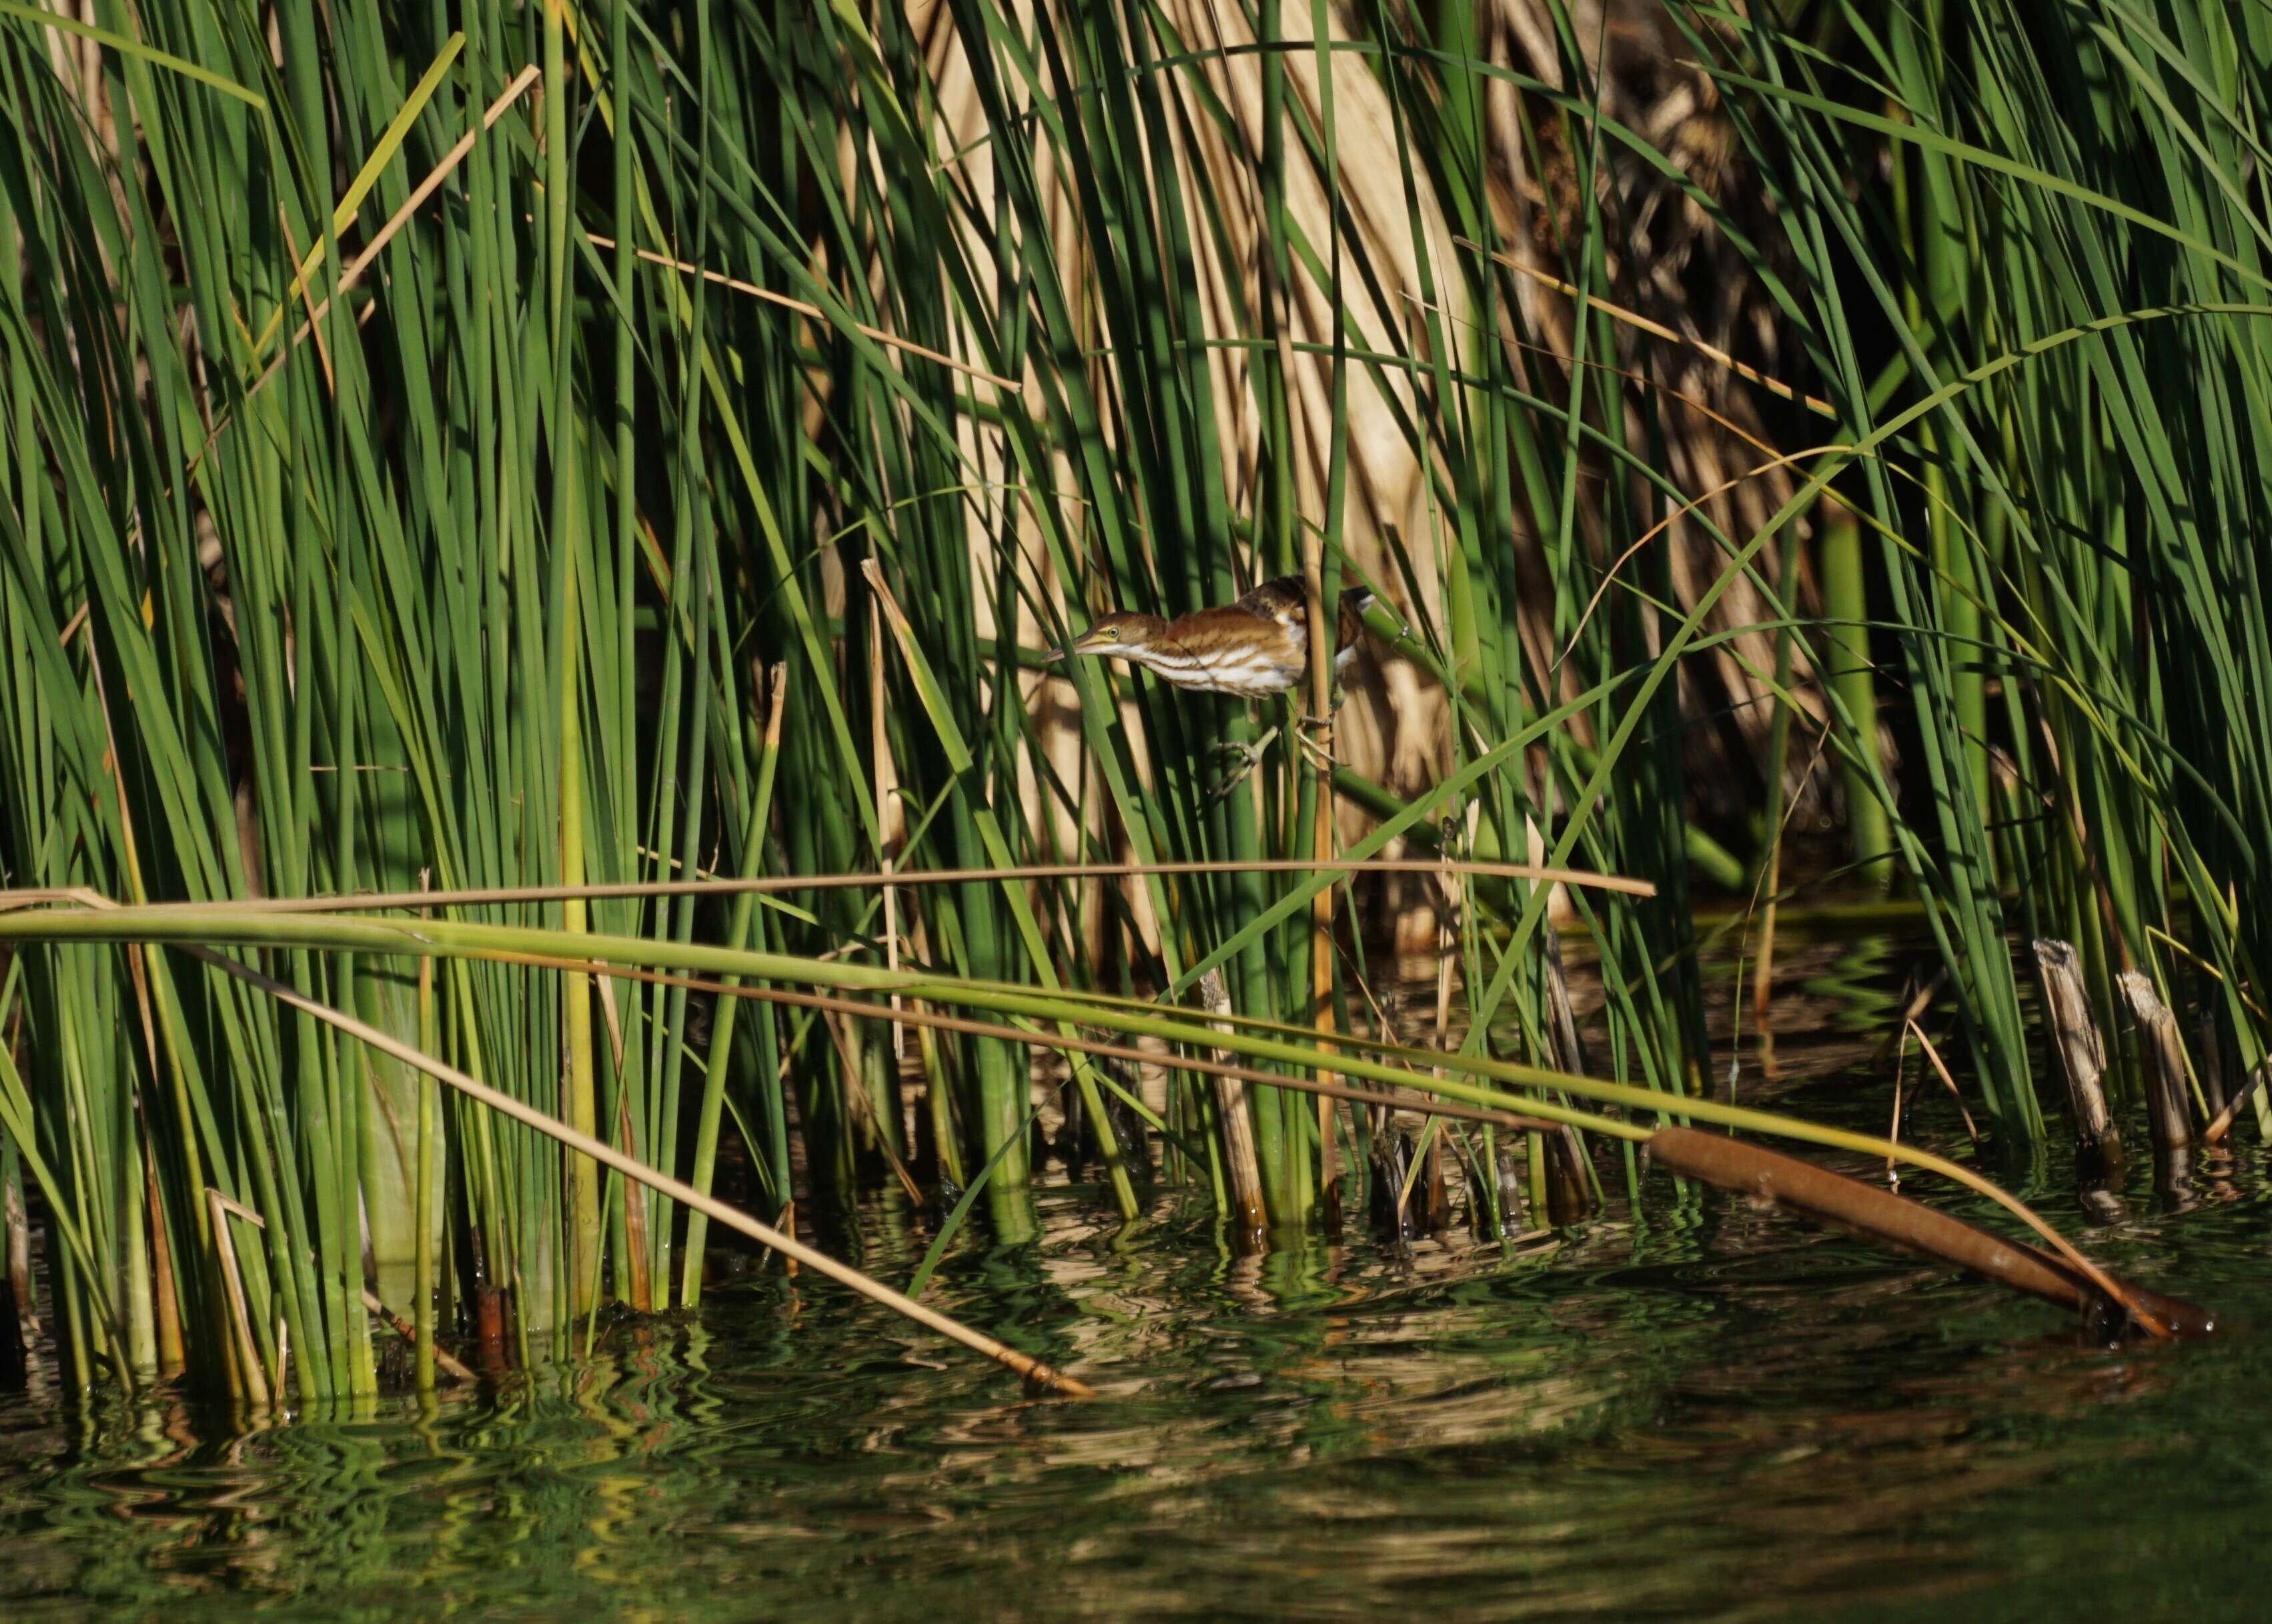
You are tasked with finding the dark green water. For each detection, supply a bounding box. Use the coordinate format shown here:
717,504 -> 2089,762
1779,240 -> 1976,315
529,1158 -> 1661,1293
4,938 -> 2268,1622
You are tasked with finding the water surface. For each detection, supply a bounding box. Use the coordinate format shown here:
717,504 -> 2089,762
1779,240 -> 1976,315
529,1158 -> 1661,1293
3,933 -> 2265,1622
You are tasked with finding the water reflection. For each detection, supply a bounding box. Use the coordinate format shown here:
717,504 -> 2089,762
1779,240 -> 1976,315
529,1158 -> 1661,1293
5,1154 -> 2265,1624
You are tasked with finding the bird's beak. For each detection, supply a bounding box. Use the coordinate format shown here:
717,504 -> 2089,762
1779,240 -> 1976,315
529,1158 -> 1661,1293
1043,640 -> 1072,665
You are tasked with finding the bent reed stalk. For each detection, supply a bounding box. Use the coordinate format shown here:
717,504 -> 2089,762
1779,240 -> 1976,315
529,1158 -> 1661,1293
0,896 -> 2173,1339
51,858 -> 1657,916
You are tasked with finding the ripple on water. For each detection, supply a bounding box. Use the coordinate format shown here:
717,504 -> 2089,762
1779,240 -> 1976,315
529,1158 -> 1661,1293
5,945 -> 2272,1622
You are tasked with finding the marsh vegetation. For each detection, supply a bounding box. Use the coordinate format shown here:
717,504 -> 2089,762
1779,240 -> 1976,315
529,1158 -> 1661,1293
0,0 -> 2266,1421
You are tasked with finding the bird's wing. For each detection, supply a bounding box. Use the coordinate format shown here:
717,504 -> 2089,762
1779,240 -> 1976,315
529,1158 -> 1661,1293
1229,574 -> 1308,627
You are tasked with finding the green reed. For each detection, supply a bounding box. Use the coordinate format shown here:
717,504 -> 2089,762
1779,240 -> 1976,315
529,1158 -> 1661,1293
2,0 -> 2267,1402
1685,0 -> 2272,1134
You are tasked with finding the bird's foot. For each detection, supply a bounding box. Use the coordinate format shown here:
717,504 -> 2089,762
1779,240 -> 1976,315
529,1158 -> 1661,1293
1296,685 -> 1348,729
1292,702 -> 1341,772
1207,728 -> 1280,800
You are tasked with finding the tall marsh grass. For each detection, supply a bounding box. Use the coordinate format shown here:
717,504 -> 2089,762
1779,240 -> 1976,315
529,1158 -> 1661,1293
0,0 -> 2265,1397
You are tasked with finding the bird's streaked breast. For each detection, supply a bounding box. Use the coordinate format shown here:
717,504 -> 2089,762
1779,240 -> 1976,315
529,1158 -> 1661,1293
1124,636 -> 1301,697
1192,656 -> 1302,698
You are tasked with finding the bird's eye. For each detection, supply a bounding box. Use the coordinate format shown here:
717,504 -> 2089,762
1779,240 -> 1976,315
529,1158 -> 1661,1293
1098,626 -> 1119,642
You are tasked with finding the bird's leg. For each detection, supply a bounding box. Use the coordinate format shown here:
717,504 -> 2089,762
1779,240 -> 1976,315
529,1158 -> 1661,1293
1207,725 -> 1279,801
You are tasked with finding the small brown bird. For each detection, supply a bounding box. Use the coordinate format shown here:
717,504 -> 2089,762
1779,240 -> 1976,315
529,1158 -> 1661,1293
1048,574 -> 1375,699
1047,574 -> 1377,792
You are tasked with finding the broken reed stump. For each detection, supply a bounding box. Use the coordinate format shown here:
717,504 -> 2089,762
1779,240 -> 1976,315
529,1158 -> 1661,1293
0,1174 -> 21,1389
1197,968 -> 1267,1251
3,1165 -> 31,1352
1368,1129 -> 1418,1243
1366,1127 -> 1451,1245
1420,1130 -> 1451,1235
2191,987 -> 2231,1121
1490,1143 -> 1530,1241
1540,930 -> 1597,1224
1648,1126 -> 2215,1339
2033,940 -> 2125,1190
2119,970 -> 2195,1196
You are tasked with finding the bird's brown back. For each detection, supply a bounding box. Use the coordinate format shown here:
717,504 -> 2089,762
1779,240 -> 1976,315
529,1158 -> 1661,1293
1218,574 -> 1373,654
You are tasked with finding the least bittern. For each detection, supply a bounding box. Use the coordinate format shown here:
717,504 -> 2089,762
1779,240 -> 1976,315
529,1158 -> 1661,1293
1047,574 -> 1377,793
